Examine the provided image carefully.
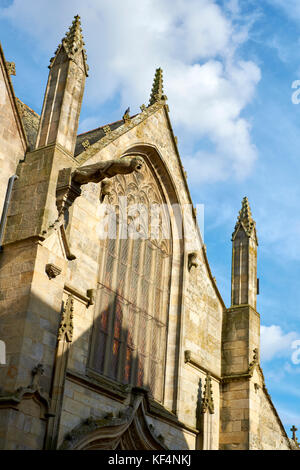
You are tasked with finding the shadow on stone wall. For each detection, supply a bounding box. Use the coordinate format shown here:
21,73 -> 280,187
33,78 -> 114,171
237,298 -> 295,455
0,288 -> 190,450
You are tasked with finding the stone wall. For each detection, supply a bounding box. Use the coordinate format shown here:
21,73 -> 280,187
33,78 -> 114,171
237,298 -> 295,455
52,107 -> 225,449
249,368 -> 290,450
0,54 -> 26,219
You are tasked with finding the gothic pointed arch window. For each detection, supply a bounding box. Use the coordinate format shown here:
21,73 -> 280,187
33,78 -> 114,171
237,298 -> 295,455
90,157 -> 172,402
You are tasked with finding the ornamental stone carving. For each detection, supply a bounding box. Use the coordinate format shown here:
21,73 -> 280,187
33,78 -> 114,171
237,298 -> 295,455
72,156 -> 143,185
58,296 -> 74,343
201,374 -> 214,415
188,252 -> 199,271
45,263 -> 62,279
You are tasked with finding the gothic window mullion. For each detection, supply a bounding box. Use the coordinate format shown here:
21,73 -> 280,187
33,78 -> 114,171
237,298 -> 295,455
135,239 -> 147,387
116,237 -> 134,383
140,242 -> 153,389
91,162 -> 172,402
103,224 -> 121,377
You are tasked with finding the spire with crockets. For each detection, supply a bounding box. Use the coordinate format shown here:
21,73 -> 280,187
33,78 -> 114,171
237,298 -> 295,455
49,14 -> 88,75
63,14 -> 85,57
232,196 -> 256,239
231,196 -> 258,308
36,15 -> 88,154
149,67 -> 167,106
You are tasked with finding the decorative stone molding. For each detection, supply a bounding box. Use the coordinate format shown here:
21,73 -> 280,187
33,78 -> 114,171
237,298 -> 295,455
184,350 -> 221,382
57,295 -> 74,343
45,263 -> 62,279
60,392 -> 167,450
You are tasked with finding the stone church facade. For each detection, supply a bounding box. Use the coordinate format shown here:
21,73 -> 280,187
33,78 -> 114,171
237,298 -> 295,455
0,16 -> 297,450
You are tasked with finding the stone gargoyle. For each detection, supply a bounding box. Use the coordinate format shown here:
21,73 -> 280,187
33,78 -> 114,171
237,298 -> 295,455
43,156 -> 144,243
72,156 -> 144,185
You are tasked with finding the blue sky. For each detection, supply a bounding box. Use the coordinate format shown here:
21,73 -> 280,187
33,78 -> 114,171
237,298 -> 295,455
1,0 -> 300,438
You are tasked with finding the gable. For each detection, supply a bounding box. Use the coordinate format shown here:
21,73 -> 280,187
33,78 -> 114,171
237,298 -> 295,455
74,103 -> 224,310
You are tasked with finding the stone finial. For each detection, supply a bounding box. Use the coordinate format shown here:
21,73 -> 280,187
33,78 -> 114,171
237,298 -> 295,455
149,67 -> 167,106
63,15 -> 84,57
233,196 -> 256,238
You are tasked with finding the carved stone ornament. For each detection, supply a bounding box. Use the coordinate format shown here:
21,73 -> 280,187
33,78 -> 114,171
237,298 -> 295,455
291,426 -> 300,449
60,391 -> 167,450
99,179 -> 112,203
188,252 -> 199,271
201,374 -> 214,414
72,155 -> 143,186
45,263 -> 62,279
0,363 -> 53,418
58,295 -> 74,343
82,139 -> 90,150
103,125 -> 111,135
248,348 -> 259,376
184,350 -> 192,363
6,61 -> 16,76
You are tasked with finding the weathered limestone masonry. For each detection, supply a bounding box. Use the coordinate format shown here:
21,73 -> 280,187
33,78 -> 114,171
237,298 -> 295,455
0,15 -> 296,450
220,199 -> 290,449
0,44 -> 27,219
0,16 -> 88,449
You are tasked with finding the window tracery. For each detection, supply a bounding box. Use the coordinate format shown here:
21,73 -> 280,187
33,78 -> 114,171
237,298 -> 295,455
91,159 -> 171,401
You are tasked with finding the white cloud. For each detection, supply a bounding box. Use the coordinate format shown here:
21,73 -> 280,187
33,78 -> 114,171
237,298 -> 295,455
0,0 -> 261,183
261,325 -> 299,362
